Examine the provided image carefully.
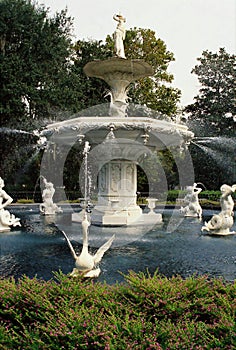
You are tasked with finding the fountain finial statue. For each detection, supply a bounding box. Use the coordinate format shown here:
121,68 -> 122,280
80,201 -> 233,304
0,177 -> 21,231
202,184 -> 236,235
180,183 -> 202,218
62,211 -> 115,278
39,177 -> 62,215
113,13 -> 126,59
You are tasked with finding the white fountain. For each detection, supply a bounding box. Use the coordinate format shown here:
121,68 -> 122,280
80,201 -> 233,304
42,14 -> 194,226
202,184 -> 236,235
39,177 -> 63,215
0,177 -> 21,232
180,183 -> 202,218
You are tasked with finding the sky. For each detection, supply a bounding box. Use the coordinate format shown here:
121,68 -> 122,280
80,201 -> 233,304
40,0 -> 235,106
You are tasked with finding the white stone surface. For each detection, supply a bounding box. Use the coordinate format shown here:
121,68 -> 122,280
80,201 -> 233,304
202,184 -> 236,235
0,177 -> 21,232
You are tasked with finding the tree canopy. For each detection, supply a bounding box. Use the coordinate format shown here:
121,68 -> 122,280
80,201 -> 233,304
186,48 -> 236,136
117,27 -> 181,115
0,0 -> 74,130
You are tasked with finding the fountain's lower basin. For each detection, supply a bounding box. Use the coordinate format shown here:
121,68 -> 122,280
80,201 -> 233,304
1,205 -> 236,284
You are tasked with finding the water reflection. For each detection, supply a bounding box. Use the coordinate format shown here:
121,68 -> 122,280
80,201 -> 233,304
0,208 -> 235,284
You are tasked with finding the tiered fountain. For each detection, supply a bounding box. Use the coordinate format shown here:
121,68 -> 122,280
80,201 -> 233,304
42,14 -> 194,227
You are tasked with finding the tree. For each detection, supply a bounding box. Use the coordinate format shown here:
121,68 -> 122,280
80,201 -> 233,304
107,27 -> 181,116
0,0 -> 75,131
0,0 -> 79,189
70,39 -> 111,111
185,48 -> 236,136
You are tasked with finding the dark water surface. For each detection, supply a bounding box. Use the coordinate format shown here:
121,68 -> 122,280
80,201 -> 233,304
0,206 -> 236,284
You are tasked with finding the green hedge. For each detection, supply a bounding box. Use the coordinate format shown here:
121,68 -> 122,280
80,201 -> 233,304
198,190 -> 221,201
0,271 -> 235,349
166,190 -> 225,203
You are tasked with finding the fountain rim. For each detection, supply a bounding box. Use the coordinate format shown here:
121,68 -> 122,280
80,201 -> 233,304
83,57 -> 154,81
41,116 -> 194,149
45,116 -> 192,133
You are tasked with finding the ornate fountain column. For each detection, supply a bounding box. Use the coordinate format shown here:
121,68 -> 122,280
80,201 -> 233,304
83,46 -> 154,225
91,160 -> 142,225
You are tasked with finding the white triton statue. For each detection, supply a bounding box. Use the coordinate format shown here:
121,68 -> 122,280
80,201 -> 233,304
62,212 -> 115,278
0,177 -> 21,232
180,183 -> 202,218
202,184 -> 236,235
39,177 -> 62,215
113,13 -> 126,59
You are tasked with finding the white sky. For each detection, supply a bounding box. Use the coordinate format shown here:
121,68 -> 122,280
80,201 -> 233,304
40,0 -> 236,106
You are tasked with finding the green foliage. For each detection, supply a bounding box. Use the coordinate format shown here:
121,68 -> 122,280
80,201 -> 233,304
199,190 -> 221,202
186,48 -> 236,136
0,0 -> 74,130
70,39 -> 111,111
106,27 -> 181,115
166,189 -> 185,202
16,198 -> 34,203
165,189 -> 226,205
0,271 -> 235,349
166,189 -> 222,203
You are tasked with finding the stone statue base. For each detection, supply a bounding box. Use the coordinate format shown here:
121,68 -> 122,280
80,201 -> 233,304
0,223 -> 11,232
70,267 -> 101,278
0,209 -> 21,232
40,205 -> 62,216
180,207 -> 202,218
202,212 -> 235,235
91,205 -> 142,226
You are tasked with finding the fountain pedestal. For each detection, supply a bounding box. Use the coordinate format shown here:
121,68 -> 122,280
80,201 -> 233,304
84,58 -> 153,117
91,160 -> 142,225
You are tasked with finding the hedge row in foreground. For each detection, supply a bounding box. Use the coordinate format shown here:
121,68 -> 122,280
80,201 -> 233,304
0,271 -> 235,349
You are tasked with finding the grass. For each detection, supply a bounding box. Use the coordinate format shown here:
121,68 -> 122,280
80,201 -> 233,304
0,270 -> 235,349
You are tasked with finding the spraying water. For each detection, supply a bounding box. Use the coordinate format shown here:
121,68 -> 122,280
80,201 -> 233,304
82,141 -> 91,206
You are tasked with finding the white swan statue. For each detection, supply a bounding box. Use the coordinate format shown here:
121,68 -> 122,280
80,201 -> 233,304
62,212 -> 115,277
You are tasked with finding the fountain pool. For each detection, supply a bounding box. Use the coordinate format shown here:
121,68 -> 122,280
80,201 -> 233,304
1,205 -> 236,284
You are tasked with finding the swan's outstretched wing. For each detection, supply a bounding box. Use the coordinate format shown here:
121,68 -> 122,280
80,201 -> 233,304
61,230 -> 77,260
93,234 -> 115,265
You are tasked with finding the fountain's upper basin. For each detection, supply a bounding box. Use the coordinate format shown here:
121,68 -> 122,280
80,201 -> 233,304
83,58 -> 154,83
43,116 -> 194,149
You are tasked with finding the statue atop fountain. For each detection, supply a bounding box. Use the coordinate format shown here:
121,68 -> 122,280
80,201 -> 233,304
83,13 -> 154,118
202,184 -> 236,235
0,177 -> 21,232
40,177 -> 62,215
113,13 -> 126,59
180,183 -> 202,218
